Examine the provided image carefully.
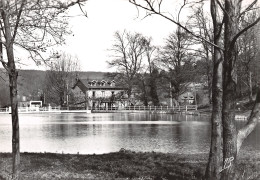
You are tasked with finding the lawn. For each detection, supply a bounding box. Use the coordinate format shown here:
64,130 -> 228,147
1,149 -> 259,180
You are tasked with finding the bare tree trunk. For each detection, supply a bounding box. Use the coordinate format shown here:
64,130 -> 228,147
248,71 -> 253,102
9,69 -> 20,180
2,6 -> 20,179
221,0 -> 241,179
205,46 -> 223,180
205,1 -> 223,179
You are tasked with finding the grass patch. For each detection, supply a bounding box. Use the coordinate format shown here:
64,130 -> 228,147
0,150 -> 259,179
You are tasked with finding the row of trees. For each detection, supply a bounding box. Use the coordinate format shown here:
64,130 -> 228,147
108,30 -> 202,106
108,9 -> 259,107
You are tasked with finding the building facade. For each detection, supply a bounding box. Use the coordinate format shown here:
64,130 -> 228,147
72,79 -> 128,109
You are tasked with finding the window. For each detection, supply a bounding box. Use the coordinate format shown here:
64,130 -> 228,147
92,80 -> 97,86
110,80 -> 115,86
92,91 -> 96,97
101,80 -> 106,86
102,91 -> 105,97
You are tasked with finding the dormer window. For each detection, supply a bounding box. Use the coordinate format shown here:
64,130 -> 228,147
101,80 -> 106,86
91,80 -> 97,86
110,80 -> 115,87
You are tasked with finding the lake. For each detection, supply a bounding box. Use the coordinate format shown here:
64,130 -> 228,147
0,113 -> 259,154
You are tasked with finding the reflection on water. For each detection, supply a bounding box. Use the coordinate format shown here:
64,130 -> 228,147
0,113 -> 259,154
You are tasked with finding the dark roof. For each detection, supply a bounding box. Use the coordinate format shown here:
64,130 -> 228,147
74,79 -> 127,90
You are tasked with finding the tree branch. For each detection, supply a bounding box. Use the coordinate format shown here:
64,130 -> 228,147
237,88 -> 260,152
129,0 -> 224,51
230,16 -> 260,49
11,0 -> 26,43
239,0 -> 258,18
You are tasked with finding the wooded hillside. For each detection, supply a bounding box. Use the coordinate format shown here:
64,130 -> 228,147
0,69 -> 106,107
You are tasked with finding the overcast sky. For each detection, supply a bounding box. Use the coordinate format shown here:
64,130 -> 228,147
17,0 -> 178,72
10,0 -> 260,72
65,0 -> 178,72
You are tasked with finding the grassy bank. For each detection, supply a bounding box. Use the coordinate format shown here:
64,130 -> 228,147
1,150 -> 260,180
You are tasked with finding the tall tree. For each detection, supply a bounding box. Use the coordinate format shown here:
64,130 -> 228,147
237,11 -> 259,101
0,0 -> 86,179
142,37 -> 160,106
108,31 -> 145,99
45,53 -> 80,107
129,0 -> 260,179
190,4 -> 214,104
158,29 -> 195,106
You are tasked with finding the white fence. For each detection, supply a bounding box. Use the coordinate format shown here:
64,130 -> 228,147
0,106 -> 78,114
92,105 -> 198,112
0,105 -> 198,114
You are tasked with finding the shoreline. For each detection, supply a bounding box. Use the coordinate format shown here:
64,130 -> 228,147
1,150 -> 259,180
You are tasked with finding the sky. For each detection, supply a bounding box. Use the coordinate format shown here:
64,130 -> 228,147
8,0 -> 260,72
17,0 -> 177,72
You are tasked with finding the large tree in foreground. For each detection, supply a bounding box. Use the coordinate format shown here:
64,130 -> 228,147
0,0 -> 86,179
129,0 -> 260,179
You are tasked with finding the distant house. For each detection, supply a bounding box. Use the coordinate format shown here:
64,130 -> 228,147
177,82 -> 209,105
72,78 -> 128,109
178,92 -> 195,105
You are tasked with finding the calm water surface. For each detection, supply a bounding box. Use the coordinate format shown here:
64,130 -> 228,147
0,113 -> 259,154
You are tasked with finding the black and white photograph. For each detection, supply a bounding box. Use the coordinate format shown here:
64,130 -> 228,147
0,0 -> 259,179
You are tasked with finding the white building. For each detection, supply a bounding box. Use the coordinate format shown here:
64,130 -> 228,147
72,79 -> 128,109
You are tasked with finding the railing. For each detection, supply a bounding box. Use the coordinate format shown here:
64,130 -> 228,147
91,105 -> 198,112
0,106 -> 88,114
0,105 -> 197,114
0,108 -> 9,113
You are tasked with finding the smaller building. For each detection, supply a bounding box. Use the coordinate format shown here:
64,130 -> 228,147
72,78 -> 128,109
178,92 -> 195,105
